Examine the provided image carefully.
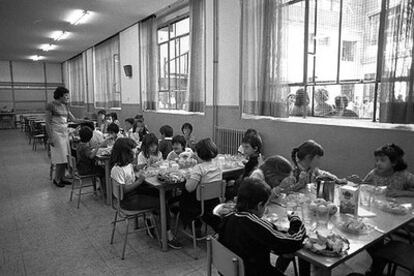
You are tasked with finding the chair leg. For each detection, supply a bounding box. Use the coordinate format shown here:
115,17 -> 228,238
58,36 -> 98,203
191,220 -> 198,260
391,263 -> 397,276
150,214 -> 161,246
292,257 -> 299,276
122,218 -> 130,260
70,181 -> 75,201
110,211 -> 118,244
77,179 -> 82,208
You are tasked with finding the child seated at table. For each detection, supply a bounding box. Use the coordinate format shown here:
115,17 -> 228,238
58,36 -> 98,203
227,134 -> 264,200
96,109 -> 106,131
110,138 -> 182,249
179,138 -> 222,234
360,143 -> 414,197
159,125 -> 173,160
137,133 -> 163,170
237,128 -> 263,156
181,122 -> 196,150
218,177 -> 307,276
101,113 -> 113,133
77,126 -> 106,193
291,140 -> 347,191
240,134 -> 264,178
136,119 -> 149,141
250,155 -> 293,190
166,135 -> 194,161
110,112 -> 120,125
102,123 -> 122,147
124,118 -> 140,144
80,121 -> 104,148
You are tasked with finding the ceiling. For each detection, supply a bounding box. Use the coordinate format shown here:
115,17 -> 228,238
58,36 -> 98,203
0,0 -> 177,63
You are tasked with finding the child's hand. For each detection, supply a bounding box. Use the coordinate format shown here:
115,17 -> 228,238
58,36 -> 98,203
386,189 -> 405,198
347,175 -> 362,184
335,178 -> 348,185
135,171 -> 145,182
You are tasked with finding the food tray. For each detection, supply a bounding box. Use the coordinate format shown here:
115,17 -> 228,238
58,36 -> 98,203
304,233 -> 350,257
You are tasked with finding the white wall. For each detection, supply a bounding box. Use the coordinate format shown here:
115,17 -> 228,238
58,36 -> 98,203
216,0 -> 240,106
0,61 -> 11,82
120,24 -> 140,105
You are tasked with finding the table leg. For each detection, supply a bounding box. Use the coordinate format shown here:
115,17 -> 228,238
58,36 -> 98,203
104,159 -> 111,205
159,186 -> 168,251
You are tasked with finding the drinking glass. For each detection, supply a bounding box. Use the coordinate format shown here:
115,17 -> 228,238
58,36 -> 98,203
359,184 -> 372,208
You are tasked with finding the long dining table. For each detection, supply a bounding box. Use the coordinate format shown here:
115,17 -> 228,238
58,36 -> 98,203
145,166 -> 244,252
266,195 -> 414,276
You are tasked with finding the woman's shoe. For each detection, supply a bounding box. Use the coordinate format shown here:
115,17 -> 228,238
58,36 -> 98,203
53,179 -> 65,188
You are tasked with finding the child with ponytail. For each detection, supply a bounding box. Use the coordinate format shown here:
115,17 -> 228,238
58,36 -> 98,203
291,140 -> 346,191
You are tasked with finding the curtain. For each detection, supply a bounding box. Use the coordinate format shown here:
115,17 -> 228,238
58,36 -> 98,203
139,16 -> 158,110
68,54 -> 85,106
186,0 -> 205,112
240,0 -> 289,117
379,0 -> 414,123
94,35 -> 121,109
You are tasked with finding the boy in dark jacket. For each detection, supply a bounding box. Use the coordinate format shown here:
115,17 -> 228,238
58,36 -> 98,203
218,177 -> 307,276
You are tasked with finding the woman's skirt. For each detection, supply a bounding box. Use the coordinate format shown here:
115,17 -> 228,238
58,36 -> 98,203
50,126 -> 70,165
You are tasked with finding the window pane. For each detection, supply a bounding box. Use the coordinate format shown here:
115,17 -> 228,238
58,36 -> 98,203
286,1 -> 305,83
157,17 -> 190,110
159,43 -> 168,90
313,0 -> 340,82
309,83 -> 377,118
340,0 -> 379,81
176,18 -> 190,37
158,27 -> 169,43
288,86 -> 309,117
158,92 -> 170,109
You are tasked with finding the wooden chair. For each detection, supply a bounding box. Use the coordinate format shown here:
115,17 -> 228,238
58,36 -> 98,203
110,179 -> 160,260
175,180 -> 226,259
67,155 -> 97,208
29,121 -> 46,151
207,235 -> 245,276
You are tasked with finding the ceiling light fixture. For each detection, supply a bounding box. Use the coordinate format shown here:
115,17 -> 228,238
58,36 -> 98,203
68,10 -> 90,25
30,55 -> 43,61
40,44 -> 56,52
51,30 -> 70,41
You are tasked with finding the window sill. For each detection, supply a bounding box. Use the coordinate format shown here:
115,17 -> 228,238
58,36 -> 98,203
144,109 -> 204,116
241,114 -> 414,132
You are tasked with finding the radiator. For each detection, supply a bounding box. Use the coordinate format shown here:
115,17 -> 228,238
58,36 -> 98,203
215,127 -> 245,155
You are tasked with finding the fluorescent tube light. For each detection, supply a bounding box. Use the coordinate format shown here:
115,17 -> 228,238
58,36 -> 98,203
68,10 -> 90,25
51,31 -> 70,41
40,44 -> 56,52
30,55 -> 43,61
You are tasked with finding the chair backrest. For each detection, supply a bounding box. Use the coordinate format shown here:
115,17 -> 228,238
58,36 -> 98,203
196,180 -> 225,216
111,178 -> 125,210
207,236 -> 245,276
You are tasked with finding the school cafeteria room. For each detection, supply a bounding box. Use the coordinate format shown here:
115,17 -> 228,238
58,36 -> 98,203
1,0 -> 414,275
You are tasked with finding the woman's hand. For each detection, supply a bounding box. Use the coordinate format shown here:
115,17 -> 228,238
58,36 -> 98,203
48,138 -> 55,147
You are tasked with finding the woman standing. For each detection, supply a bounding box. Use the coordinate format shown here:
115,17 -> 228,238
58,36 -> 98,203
46,87 -> 84,187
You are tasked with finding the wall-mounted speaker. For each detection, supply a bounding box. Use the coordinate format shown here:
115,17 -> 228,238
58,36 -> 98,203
123,65 -> 132,77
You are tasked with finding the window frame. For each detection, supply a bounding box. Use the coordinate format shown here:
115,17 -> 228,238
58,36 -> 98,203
279,0 -> 412,122
157,15 -> 190,111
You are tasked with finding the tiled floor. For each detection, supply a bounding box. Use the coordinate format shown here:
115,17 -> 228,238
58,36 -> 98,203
0,129 -> 407,276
